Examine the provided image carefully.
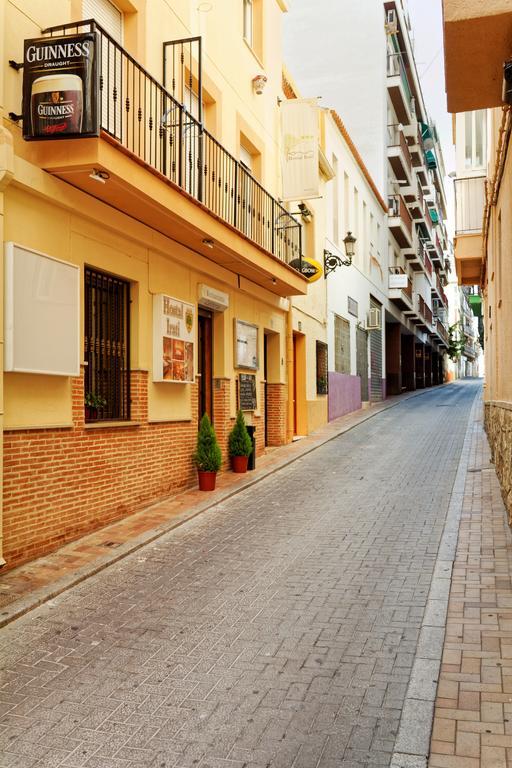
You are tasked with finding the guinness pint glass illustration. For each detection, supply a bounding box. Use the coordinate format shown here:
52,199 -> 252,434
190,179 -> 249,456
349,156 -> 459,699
31,74 -> 83,136
22,32 -> 99,141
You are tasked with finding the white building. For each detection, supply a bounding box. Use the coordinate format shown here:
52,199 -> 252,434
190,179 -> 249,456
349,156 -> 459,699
284,0 -> 452,398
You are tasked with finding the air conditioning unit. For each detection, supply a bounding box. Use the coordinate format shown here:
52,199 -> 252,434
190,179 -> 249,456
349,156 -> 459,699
367,307 -> 381,330
385,9 -> 398,34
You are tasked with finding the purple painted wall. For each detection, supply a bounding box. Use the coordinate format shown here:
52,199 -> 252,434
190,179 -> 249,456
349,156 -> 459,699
328,372 -> 362,421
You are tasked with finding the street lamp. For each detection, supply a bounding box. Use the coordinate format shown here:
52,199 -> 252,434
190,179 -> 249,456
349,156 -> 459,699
324,231 -> 357,277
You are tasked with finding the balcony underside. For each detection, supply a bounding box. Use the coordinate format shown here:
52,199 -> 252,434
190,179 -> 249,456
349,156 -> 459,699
454,232 -> 484,285
22,135 -> 307,297
387,78 -> 412,126
389,217 -> 413,249
388,148 -> 411,186
444,5 -> 512,112
389,289 -> 413,311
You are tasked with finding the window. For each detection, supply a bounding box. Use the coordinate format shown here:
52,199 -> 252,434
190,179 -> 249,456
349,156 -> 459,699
84,267 -> 130,422
332,155 -> 339,245
316,341 -> 328,395
334,315 -> 351,374
464,110 -> 486,170
243,0 -> 253,46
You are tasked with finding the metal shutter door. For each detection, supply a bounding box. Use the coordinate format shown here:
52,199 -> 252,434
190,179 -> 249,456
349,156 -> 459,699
369,298 -> 383,402
83,0 -> 122,41
83,0 -> 123,137
356,326 -> 369,401
334,315 -> 351,374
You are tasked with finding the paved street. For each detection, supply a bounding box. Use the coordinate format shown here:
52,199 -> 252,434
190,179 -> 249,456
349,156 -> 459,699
0,380 -> 481,768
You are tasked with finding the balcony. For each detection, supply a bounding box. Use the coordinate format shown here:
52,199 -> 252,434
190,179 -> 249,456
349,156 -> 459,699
388,267 -> 414,311
443,0 -> 512,112
387,53 -> 414,126
431,273 -> 448,309
23,21 -> 306,297
417,294 -> 433,331
388,194 -> 413,248
454,175 -> 486,285
387,124 -> 412,186
404,179 -> 425,221
431,318 -> 449,349
463,342 -> 477,360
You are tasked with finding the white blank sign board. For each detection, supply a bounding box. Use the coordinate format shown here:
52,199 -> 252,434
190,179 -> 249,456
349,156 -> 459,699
5,243 -> 80,376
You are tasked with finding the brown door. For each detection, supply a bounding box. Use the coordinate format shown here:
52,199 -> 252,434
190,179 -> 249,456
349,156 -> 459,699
198,310 -> 213,422
264,333 -> 269,446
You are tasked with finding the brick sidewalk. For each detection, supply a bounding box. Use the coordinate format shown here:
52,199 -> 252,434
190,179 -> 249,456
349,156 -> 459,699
0,386 -> 440,628
429,408 -> 512,767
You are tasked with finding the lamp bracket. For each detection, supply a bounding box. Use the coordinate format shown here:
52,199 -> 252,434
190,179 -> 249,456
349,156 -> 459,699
323,249 -> 352,277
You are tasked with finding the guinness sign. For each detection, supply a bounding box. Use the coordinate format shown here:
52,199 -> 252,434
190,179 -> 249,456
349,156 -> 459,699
289,256 -> 323,283
23,32 -> 99,140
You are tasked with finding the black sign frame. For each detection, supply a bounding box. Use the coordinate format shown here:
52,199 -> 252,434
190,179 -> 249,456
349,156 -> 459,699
22,31 -> 99,141
239,374 -> 257,411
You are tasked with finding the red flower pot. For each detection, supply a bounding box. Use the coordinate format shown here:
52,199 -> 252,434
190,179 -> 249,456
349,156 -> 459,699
231,455 -> 249,474
197,470 -> 217,491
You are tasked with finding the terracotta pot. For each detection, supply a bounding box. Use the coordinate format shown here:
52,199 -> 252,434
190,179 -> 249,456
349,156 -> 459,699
197,470 -> 217,491
231,455 -> 249,474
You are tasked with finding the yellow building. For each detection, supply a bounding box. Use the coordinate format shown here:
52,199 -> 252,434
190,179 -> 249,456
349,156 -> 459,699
0,0 -> 315,569
443,0 -> 512,518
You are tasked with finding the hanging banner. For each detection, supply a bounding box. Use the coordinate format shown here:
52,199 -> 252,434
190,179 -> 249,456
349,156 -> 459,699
153,294 -> 195,383
281,98 -> 319,202
22,32 -> 99,140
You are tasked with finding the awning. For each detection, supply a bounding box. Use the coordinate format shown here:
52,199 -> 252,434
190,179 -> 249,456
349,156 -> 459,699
425,149 -> 437,170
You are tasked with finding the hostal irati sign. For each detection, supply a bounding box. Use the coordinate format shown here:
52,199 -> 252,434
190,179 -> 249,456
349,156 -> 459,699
153,294 -> 195,383
22,32 -> 99,140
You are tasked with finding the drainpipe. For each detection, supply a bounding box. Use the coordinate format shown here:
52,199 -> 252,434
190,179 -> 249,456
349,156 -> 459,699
0,125 -> 15,567
286,302 -> 294,443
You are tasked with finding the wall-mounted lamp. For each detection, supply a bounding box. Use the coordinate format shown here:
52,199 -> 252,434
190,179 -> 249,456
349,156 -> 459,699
324,231 -> 356,277
252,74 -> 268,95
297,202 -> 313,223
202,238 -> 214,249
89,168 -> 110,184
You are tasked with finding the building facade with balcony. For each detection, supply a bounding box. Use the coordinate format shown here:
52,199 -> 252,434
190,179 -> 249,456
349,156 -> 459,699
284,0 -> 451,400
0,0 -> 312,569
442,0 -> 512,522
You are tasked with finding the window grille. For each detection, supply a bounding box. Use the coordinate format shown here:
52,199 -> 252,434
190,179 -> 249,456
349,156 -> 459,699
334,315 -> 351,374
84,267 -> 130,421
316,341 -> 328,395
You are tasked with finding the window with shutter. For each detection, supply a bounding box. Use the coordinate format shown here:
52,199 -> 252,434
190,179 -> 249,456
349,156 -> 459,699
83,0 -> 124,137
334,315 -> 351,374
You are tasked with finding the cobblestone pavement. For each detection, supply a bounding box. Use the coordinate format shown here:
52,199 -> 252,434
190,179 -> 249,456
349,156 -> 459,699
429,401 -> 512,767
0,380 -> 480,768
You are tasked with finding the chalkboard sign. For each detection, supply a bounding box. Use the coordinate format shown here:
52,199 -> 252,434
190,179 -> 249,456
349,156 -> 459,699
239,374 -> 257,411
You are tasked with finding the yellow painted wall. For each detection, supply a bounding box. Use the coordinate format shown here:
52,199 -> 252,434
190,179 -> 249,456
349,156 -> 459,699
4,180 -> 288,428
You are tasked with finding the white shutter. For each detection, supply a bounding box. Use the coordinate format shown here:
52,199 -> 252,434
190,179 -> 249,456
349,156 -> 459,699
83,0 -> 123,137
83,0 -> 123,42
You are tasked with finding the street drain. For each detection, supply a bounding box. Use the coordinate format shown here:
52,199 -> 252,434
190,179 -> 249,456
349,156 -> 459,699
101,541 -> 121,548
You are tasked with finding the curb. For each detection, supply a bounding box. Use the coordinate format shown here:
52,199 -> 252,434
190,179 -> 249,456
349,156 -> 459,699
0,382 -> 455,628
390,388 -> 481,768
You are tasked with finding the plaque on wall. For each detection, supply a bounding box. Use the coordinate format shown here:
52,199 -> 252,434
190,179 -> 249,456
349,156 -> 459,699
239,374 -> 257,411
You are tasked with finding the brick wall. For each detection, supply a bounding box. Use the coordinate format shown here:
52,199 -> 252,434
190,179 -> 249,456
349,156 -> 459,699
3,370 -> 200,570
265,383 -> 287,446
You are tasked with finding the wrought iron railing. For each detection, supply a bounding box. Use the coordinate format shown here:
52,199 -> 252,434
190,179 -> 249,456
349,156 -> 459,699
42,21 -> 302,269
417,295 -> 433,327
435,319 -> 449,346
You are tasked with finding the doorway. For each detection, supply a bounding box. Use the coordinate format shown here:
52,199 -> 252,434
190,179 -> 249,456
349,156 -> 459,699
197,309 -> 213,422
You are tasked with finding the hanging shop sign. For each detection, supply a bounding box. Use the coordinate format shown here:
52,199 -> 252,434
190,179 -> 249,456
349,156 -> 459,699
289,256 -> 323,283
235,319 -> 259,370
22,32 -> 99,140
153,294 -> 195,383
280,98 -> 319,202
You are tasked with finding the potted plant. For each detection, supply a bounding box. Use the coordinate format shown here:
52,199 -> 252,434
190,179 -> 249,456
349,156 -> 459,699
228,410 -> 253,473
84,392 -> 107,421
194,413 -> 222,491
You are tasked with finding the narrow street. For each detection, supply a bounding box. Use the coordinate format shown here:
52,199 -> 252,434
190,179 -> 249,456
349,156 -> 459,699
0,381 -> 482,768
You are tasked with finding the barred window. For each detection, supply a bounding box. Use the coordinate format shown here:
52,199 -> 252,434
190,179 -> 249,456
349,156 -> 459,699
84,267 -> 130,422
316,341 -> 328,395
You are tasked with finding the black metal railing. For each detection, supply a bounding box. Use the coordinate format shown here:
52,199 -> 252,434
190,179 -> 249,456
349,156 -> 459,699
42,21 -> 302,269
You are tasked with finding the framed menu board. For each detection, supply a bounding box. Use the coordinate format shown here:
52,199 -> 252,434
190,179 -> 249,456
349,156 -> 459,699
239,374 -> 257,411
234,319 -> 259,370
153,294 -> 195,383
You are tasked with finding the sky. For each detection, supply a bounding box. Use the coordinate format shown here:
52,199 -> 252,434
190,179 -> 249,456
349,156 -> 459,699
407,0 -> 456,236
